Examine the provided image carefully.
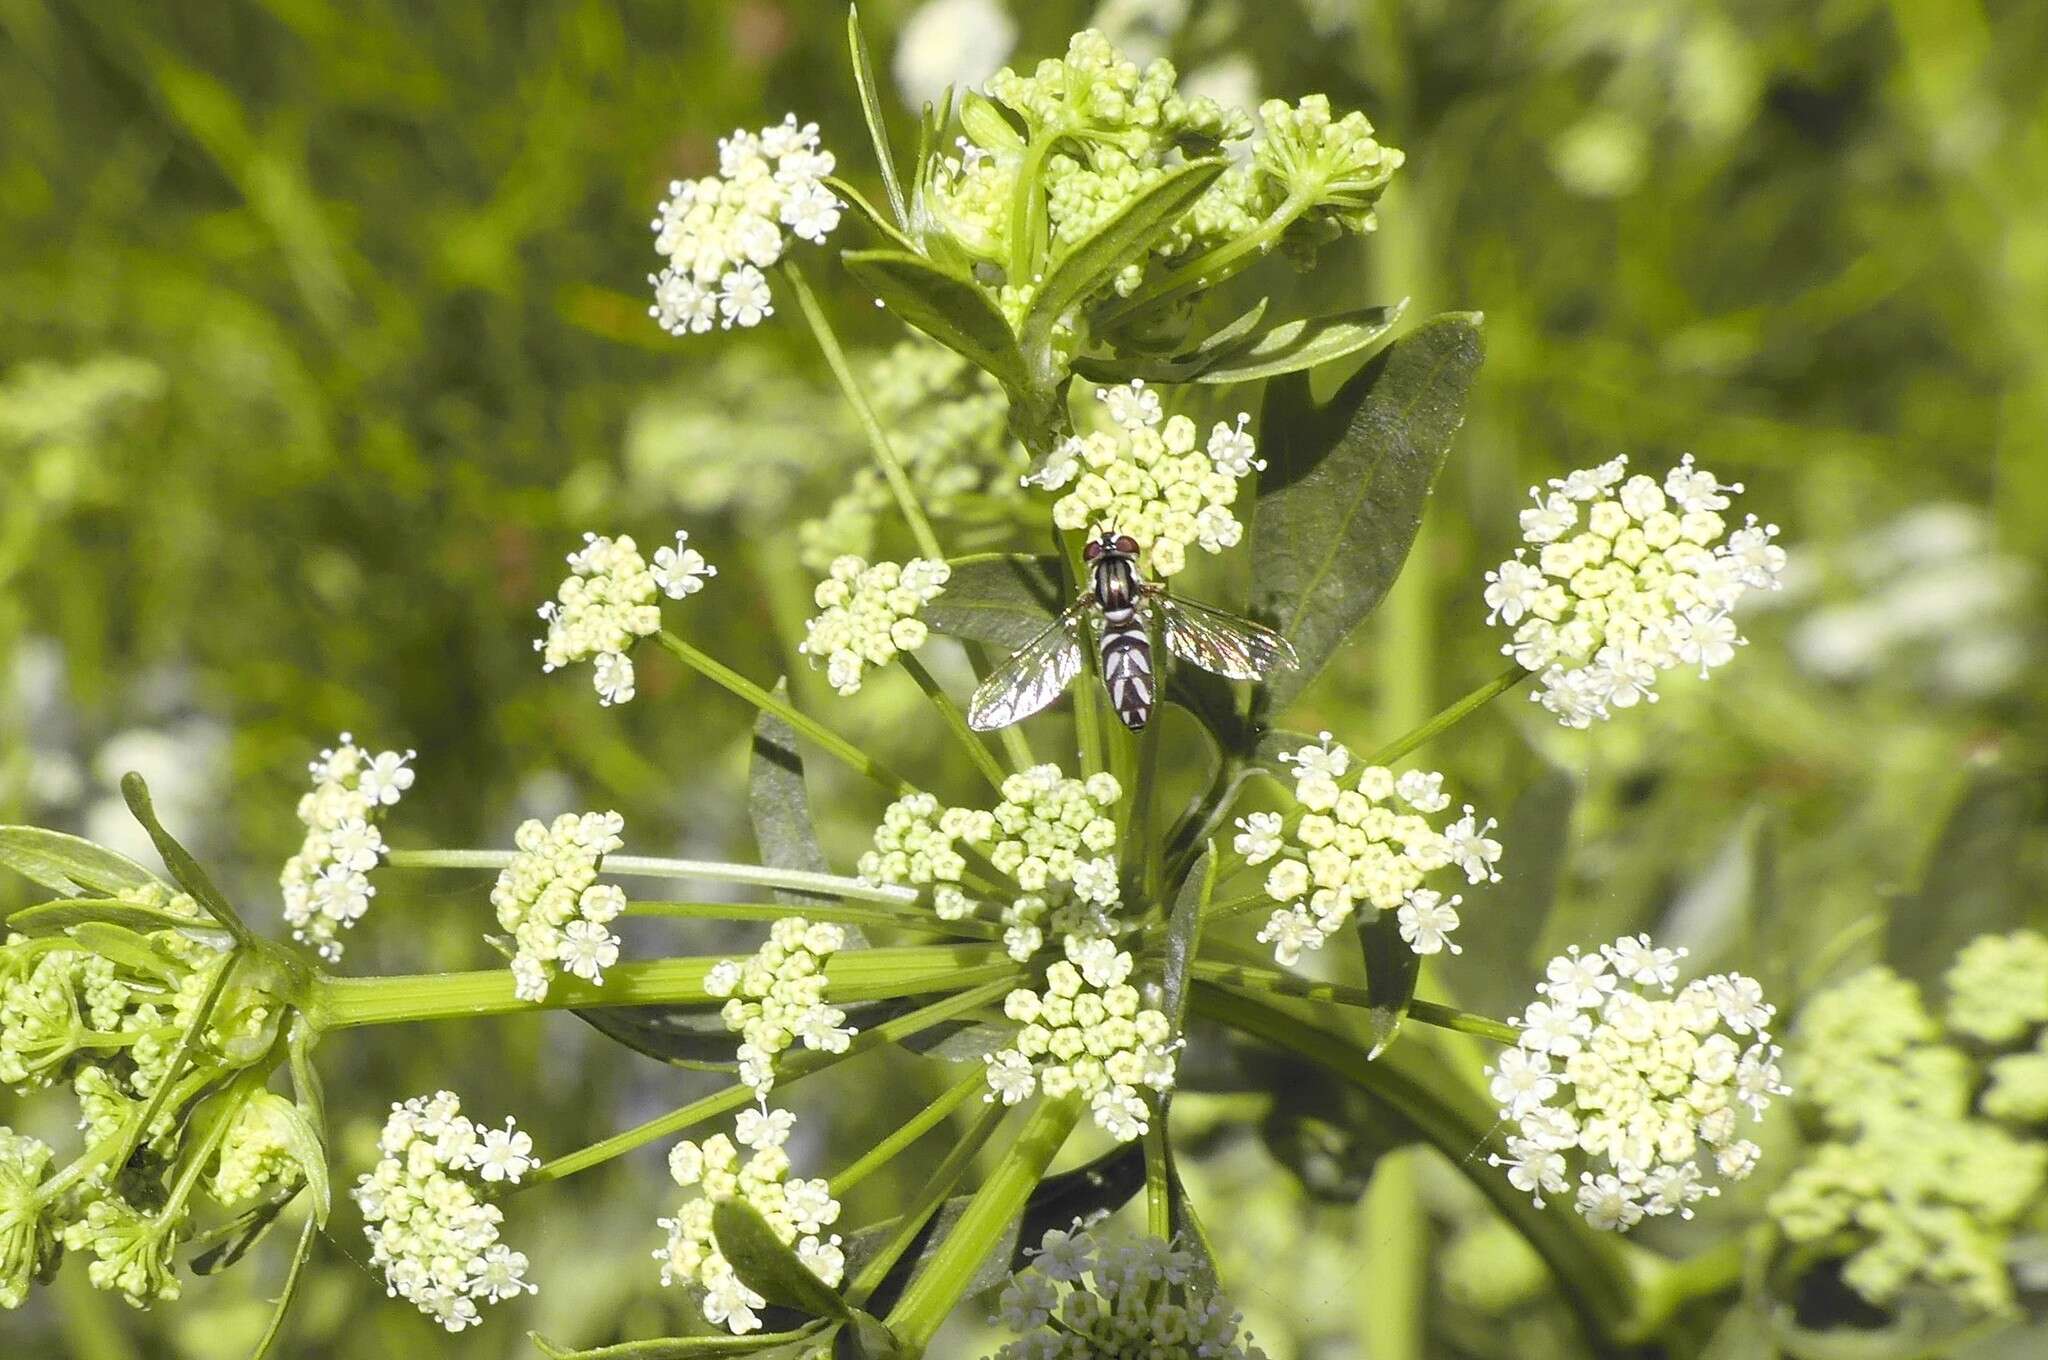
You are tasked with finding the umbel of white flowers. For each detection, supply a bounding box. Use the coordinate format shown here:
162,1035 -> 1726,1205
535,530 -> 715,704
1484,455 -> 1787,726
648,114 -> 842,335
706,917 -> 858,1098
1237,732 -> 1501,966
1486,934 -> 1788,1230
278,732 -> 415,960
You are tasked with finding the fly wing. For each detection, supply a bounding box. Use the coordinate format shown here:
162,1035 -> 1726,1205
1152,593 -> 1299,681
967,605 -> 1089,730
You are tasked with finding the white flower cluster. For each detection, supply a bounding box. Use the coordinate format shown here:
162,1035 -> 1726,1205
1487,935 -> 1789,1231
707,918 -> 856,1098
1029,381 -> 1259,577
353,1091 -> 538,1332
1239,733 -> 1500,966
491,811 -> 628,1001
1484,455 -> 1787,727
991,1222 -> 1268,1360
279,732 -> 415,961
985,935 -> 1177,1143
798,555 -> 950,696
859,765 -> 1122,962
537,531 -> 715,705
648,114 -> 841,336
656,1107 -> 843,1336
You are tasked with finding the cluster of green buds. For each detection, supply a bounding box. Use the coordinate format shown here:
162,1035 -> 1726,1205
1769,931 -> 2048,1314
0,810 -> 324,1316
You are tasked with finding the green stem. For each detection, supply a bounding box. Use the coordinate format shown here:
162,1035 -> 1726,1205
1189,960 -> 1517,1043
1193,982 -> 1637,1345
823,174 -> 917,252
309,945 -> 1007,1030
386,848 -> 918,907
1143,1120 -> 1171,1241
830,1067 -> 989,1196
781,257 -> 945,562
885,1096 -> 1082,1347
846,1097 -> 1010,1307
624,900 -> 997,941
1366,663 -> 1531,767
655,630 -> 917,797
899,653 -> 1009,793
525,975 -> 1017,1187
110,952 -> 238,1171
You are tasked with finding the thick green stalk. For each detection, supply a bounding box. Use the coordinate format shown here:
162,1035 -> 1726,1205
830,1067 -> 989,1196
899,653 -> 1010,793
654,630 -> 916,796
624,900 -> 997,941
386,848 -> 917,907
1143,1121 -> 1172,1240
309,945 -> 1007,1030
846,1097 -> 1010,1307
1188,959 -> 1517,1043
1194,983 -> 1638,1345
525,975 -> 1017,1186
782,257 -> 945,562
885,1096 -> 1083,1349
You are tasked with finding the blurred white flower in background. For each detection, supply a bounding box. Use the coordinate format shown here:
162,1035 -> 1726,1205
893,0 -> 1017,109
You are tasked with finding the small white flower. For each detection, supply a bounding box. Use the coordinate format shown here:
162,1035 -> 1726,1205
468,1121 -> 537,1184
1397,889 -> 1462,955
652,531 -> 717,599
592,651 -> 636,706
558,919 -> 621,982
1232,811 -> 1283,863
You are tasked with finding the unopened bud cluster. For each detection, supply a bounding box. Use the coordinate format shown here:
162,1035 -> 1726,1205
706,918 -> 856,1098
991,1222 -> 1268,1360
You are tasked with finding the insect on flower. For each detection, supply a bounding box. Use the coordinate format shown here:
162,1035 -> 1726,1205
968,530 -> 1297,732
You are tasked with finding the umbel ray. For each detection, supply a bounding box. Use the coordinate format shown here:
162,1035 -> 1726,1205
968,530 -> 1298,732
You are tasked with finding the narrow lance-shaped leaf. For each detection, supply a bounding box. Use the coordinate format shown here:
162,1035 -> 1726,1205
750,686 -> 839,911
0,825 -> 164,898
1454,758 -> 1578,1022
1250,313 -> 1484,714
923,554 -> 1068,652
1019,159 -> 1227,372
1355,908 -> 1422,1060
846,5 -> 906,227
120,772 -> 260,948
1189,302 -> 1408,384
5,896 -> 229,941
842,250 -> 1029,394
712,1198 -> 854,1321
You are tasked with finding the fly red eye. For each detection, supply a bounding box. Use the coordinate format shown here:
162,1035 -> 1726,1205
1114,535 -> 1138,555
1082,541 -> 1103,561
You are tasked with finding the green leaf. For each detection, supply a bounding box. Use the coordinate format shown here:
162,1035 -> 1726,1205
749,686 -> 839,913
845,5 -> 906,228
832,1312 -> 905,1360
0,826 -> 163,898
1355,908 -> 1422,1059
841,250 -> 1029,393
5,896 -> 227,940
712,1199 -> 853,1321
1189,302 -> 1408,383
1019,159 -> 1228,366
1250,313 -> 1484,713
1160,849 -> 1213,1036
1070,297 -> 1271,384
120,772 -> 260,948
529,1327 -> 835,1360
924,553 -> 1069,651
1454,757 -> 1578,1021
63,921 -> 183,977
1886,760 -> 2043,990
191,1189 -> 296,1275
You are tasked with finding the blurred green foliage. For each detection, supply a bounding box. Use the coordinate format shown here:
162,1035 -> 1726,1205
2,0 -> 2045,1356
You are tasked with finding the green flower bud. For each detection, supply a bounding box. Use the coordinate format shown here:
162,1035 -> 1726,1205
1944,930 -> 2048,1045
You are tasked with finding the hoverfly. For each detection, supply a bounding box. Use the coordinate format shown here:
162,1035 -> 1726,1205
966,531 -> 1298,732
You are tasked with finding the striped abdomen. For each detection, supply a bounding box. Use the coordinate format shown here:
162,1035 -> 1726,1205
1092,556 -> 1153,730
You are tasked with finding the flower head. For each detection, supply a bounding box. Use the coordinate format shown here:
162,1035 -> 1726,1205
989,1222 -> 1267,1360
1251,94 -> 1404,247
655,1107 -> 843,1335
1030,384 -> 1255,577
649,115 -> 841,336
490,810 -> 628,1001
1252,734 -> 1498,965
1489,935 -> 1785,1229
706,918 -> 856,1098
860,764 -> 1122,961
798,556 -> 950,695
537,531 -> 713,704
279,732 -> 414,961
986,935 -> 1177,1142
353,1091 -> 538,1330
1485,455 -> 1786,727
0,1129 -> 56,1310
